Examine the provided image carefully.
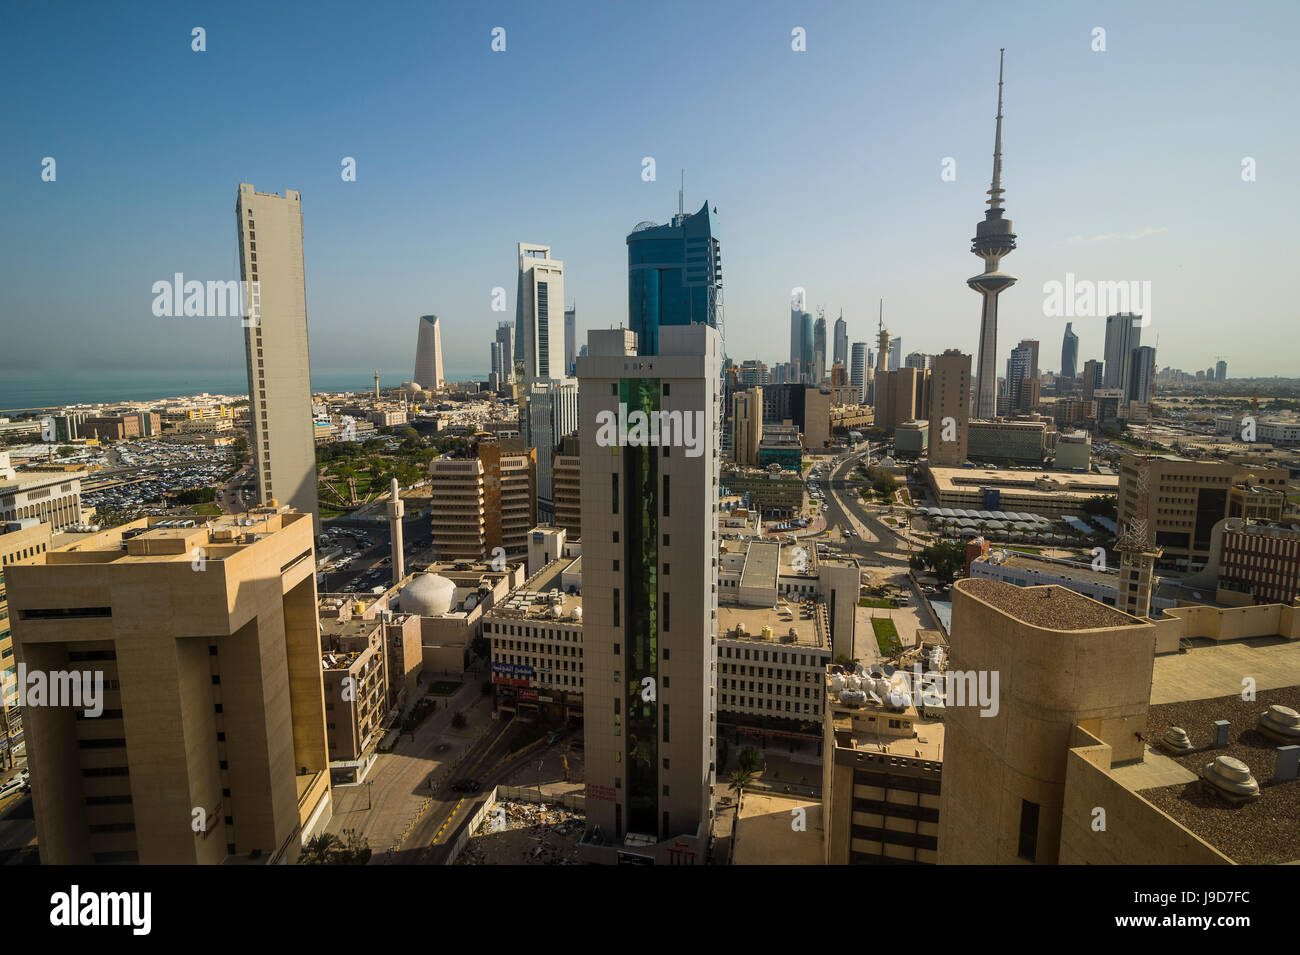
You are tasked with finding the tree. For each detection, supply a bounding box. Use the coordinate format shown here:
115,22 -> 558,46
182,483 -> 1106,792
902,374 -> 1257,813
56,445 -> 77,459
728,769 -> 753,797
738,747 -> 762,774
451,711 -> 467,729
301,833 -> 342,865
872,473 -> 897,497
1081,495 -> 1117,518
909,539 -> 965,585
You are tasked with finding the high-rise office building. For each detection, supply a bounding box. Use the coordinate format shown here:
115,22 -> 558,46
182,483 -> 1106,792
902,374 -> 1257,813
1004,340 -> 1036,415
731,387 -> 763,466
1,518 -> 52,769
489,341 -> 504,386
1060,322 -> 1078,380
236,183 -> 320,531
577,324 -> 720,864
887,338 -> 902,372
524,377 -> 579,514
564,305 -> 577,376
1082,359 -> 1103,401
6,510 -> 332,863
515,243 -> 566,383
627,201 -> 721,357
813,313 -> 827,385
738,360 -> 769,388
928,349 -> 971,466
428,440 -> 537,560
1103,313 -> 1141,394
1129,344 -> 1157,405
495,321 -> 515,383
1216,359 -> 1228,382
905,352 -> 928,370
413,314 -> 445,390
969,52 -> 1017,420
850,343 -> 868,404
833,312 -> 848,370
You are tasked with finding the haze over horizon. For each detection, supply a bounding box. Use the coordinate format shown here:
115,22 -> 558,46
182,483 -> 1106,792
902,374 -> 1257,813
4,0 -> 1297,386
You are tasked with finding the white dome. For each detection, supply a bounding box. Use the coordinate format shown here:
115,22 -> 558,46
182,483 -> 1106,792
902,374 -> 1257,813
398,573 -> 456,616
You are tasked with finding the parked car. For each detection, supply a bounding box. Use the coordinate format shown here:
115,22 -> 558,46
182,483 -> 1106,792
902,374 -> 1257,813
451,778 -> 480,793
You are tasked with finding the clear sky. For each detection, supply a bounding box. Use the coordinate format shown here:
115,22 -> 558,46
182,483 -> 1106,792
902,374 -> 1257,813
3,0 -> 1297,387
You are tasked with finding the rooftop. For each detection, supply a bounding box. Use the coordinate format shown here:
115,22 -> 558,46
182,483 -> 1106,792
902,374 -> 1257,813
718,603 -> 823,648
1136,686 -> 1300,865
955,578 -> 1142,630
32,511 -> 303,564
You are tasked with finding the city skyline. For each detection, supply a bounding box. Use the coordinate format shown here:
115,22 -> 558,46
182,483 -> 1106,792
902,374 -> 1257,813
4,1 -> 1299,392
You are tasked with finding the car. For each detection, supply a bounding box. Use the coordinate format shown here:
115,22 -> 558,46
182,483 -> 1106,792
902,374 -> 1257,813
0,770 -> 30,798
450,778 -> 480,793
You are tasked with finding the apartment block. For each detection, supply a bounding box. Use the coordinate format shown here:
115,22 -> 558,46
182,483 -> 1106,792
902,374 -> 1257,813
5,509 -> 331,864
428,440 -> 537,561
551,435 -> 582,539
1,519 -> 53,768
927,349 -> 970,467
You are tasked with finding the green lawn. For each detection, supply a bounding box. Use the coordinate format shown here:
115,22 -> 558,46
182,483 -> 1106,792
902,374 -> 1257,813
859,597 -> 897,609
871,617 -> 901,656
1007,545 -> 1042,554
192,503 -> 222,516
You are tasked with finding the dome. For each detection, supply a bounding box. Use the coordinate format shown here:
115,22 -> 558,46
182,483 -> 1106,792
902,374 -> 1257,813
398,573 -> 456,616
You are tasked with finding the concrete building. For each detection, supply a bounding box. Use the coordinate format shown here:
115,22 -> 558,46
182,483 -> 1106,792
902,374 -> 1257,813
551,435 -> 581,540
318,614 -> 388,785
731,387 -> 763,467
523,376 -> 579,514
833,313 -> 848,370
757,425 -> 803,471
923,466 -> 1119,517
576,324 -> 720,864
1117,454 -> 1288,571
237,184 -> 321,531
1,519 -> 53,768
970,549 -> 1176,613
822,655 -> 946,865
627,201 -> 721,357
515,243 -> 566,383
1102,313 -> 1142,396
494,321 -> 515,383
803,387 -> 831,452
966,418 -> 1047,464
6,509 -> 332,864
427,440 -> 537,561
1054,430 -> 1091,471
84,413 -> 161,442
413,314 -> 445,391
875,367 -> 930,436
564,305 -> 577,377
0,453 -> 84,530
1212,519 -> 1300,606
927,349 -> 971,467
939,579 -> 1155,864
895,420 -> 929,456
720,464 -> 804,519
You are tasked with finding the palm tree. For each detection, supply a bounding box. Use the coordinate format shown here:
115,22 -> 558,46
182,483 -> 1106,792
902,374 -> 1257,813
301,833 -> 342,865
728,769 -> 753,797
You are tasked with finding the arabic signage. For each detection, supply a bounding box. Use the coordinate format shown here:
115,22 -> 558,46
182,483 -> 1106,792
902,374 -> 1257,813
491,662 -> 536,678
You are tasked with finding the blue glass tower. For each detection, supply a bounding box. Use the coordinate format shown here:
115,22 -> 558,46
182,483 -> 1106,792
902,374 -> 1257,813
627,201 -> 721,356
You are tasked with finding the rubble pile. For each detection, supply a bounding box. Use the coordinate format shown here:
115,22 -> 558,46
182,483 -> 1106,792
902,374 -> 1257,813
457,801 -> 586,865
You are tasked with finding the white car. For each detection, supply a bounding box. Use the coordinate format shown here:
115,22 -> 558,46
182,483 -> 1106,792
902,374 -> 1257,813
0,770 -> 30,798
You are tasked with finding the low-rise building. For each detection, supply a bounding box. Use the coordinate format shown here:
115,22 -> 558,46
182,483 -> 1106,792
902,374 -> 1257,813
966,418 -> 1047,464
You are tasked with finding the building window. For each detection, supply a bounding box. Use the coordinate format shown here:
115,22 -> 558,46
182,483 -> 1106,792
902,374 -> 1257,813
613,589 -> 620,628
612,473 -> 619,515
663,475 -> 670,516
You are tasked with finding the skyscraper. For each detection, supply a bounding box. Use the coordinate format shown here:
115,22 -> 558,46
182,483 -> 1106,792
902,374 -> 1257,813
1129,344 -> 1157,405
968,51 -> 1017,420
789,296 -> 805,380
887,337 -> 902,372
495,321 -> 515,382
1083,359 -> 1103,401
564,304 -> 577,376
1004,340 -> 1036,416
833,312 -> 848,370
627,200 -> 721,357
928,349 -> 971,466
236,183 -> 320,530
1103,313 -> 1141,394
525,377 -> 579,514
1216,360 -> 1228,382
813,312 -> 827,384
577,324 -> 720,864
905,352 -> 929,370
1060,322 -> 1079,380
515,243 -> 566,383
732,387 -> 763,467
413,314 -> 445,390
850,342 -> 868,404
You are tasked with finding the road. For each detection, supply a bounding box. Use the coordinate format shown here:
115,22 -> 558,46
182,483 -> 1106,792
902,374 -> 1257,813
318,513 -> 430,593
809,448 -> 913,567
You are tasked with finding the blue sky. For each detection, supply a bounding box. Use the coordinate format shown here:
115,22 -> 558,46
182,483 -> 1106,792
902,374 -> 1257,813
3,0 -> 1297,387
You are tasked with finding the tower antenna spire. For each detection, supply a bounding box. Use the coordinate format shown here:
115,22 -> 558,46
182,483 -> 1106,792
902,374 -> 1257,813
679,169 -> 685,217
988,48 -> 1006,212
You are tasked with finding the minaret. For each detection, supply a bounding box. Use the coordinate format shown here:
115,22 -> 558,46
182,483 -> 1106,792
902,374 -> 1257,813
969,49 -> 1017,420
386,477 -> 405,586
374,370 -> 380,399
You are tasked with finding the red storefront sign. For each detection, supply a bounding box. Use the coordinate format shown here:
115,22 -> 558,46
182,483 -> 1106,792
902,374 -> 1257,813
586,784 -> 615,802
518,688 -> 539,702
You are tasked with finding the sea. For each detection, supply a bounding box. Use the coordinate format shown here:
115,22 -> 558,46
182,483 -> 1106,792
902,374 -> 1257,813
0,369 -> 488,413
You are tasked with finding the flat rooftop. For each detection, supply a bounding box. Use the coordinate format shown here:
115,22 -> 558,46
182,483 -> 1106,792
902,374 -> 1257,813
718,603 -> 824,649
34,511 -> 303,564
927,466 -> 1118,495
739,541 -> 779,590
826,674 -> 945,760
956,578 -> 1141,630
980,551 -> 1117,589
1137,685 -> 1300,865
731,792 -> 824,866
